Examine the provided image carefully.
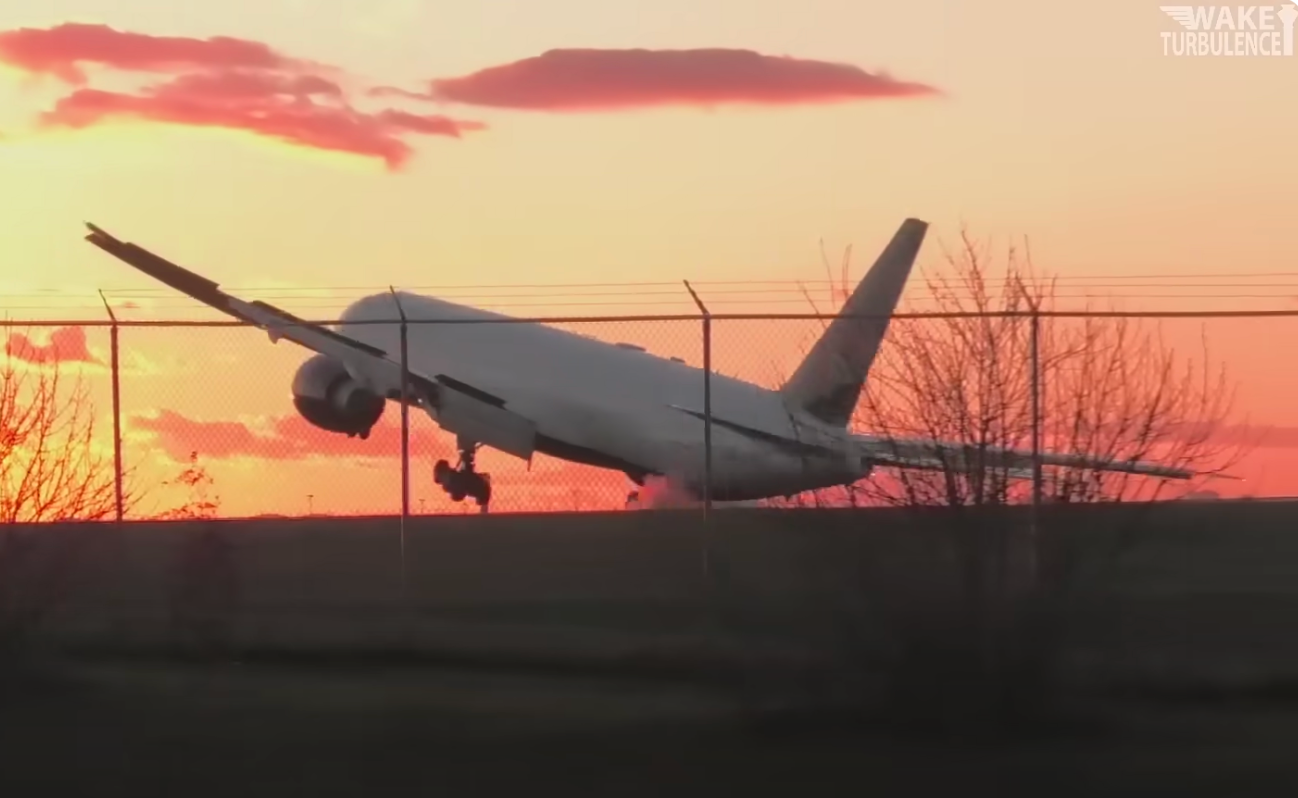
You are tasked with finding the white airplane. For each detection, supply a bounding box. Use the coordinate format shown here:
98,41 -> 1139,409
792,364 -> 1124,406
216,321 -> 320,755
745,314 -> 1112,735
83,218 -> 1192,512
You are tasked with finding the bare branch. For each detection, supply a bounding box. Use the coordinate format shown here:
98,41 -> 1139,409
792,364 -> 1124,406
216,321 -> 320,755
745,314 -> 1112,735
781,230 -> 1247,509
0,336 -> 137,523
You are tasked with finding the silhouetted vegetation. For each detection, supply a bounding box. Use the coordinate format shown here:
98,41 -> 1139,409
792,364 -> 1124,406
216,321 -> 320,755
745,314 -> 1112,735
154,451 -> 221,520
0,341 -> 124,523
0,339 -> 222,656
759,232 -> 1250,734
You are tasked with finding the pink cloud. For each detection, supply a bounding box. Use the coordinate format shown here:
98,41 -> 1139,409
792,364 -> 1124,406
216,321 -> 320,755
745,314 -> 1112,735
5,327 -> 100,365
130,409 -> 454,461
410,48 -> 940,111
1,22 -> 485,169
0,22 -> 297,84
42,78 -> 481,169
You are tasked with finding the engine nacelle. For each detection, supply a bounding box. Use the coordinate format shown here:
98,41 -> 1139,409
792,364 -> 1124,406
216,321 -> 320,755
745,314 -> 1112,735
291,355 -> 385,438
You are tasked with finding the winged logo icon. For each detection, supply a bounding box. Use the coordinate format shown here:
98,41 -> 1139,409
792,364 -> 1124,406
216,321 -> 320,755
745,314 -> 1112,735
1160,5 -> 1203,29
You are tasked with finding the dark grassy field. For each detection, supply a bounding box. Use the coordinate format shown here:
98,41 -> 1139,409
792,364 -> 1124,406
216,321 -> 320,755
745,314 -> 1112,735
15,500 -> 1298,690
9,501 -> 1298,794
5,657 -> 1298,797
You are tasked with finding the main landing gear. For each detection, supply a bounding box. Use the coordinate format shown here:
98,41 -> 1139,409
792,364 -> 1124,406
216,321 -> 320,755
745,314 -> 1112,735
434,436 -> 491,512
625,472 -> 647,510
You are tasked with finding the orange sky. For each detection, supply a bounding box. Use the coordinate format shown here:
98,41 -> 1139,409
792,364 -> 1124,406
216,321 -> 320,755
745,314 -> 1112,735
1,2 -> 1296,516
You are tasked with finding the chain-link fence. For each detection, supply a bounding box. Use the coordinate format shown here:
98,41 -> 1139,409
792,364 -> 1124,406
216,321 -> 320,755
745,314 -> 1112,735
0,309 -> 1292,520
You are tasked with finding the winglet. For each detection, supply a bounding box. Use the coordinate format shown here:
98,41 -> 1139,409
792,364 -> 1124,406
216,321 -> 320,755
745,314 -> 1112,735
82,223 -> 224,299
85,222 -> 116,245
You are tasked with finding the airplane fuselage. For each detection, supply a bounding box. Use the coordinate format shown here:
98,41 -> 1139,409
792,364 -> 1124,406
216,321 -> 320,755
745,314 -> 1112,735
336,291 -> 870,500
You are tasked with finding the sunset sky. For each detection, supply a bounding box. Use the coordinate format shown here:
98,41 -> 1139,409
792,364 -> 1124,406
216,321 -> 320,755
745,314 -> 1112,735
1,1 -> 1296,516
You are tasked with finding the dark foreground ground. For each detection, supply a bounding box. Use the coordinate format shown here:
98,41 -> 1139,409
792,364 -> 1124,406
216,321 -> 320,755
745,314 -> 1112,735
5,659 -> 1298,797
10,501 -> 1298,795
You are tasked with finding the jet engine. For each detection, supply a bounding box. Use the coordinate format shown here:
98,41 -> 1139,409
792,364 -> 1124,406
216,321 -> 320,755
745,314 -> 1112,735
291,354 -> 386,438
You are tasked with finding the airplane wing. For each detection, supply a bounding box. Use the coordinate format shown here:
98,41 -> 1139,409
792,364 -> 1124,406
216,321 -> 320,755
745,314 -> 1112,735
83,223 -> 538,461
667,404 -> 833,457
858,434 -> 1197,480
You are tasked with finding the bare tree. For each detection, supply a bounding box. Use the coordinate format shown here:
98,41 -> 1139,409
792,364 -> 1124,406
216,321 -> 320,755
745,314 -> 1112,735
773,232 -> 1243,508
0,346 -> 127,522
0,342 -> 219,655
0,331 -> 220,524
857,231 -> 1243,509
0,343 -> 123,655
756,232 -> 1249,732
152,451 -> 221,520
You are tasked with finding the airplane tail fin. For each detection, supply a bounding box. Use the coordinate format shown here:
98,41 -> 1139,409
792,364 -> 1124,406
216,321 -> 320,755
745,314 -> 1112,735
780,217 -> 929,427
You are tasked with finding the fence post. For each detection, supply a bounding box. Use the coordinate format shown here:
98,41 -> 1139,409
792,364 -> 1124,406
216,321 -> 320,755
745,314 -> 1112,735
99,291 -> 124,523
389,288 -> 409,594
683,282 -> 712,516
1028,307 -> 1043,583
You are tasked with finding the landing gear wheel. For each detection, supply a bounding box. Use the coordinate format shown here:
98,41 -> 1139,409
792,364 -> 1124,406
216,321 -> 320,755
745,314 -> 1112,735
434,443 -> 491,512
470,475 -> 491,513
